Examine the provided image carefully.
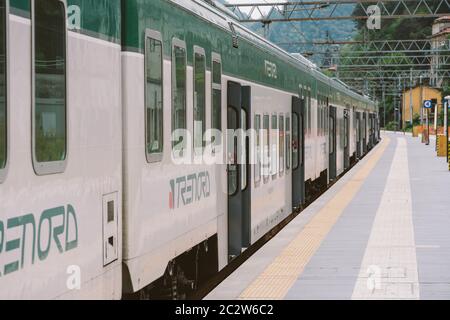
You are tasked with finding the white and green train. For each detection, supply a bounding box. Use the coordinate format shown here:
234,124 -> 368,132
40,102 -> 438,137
0,0 -> 379,299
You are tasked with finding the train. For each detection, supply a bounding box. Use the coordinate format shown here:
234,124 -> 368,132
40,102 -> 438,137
0,0 -> 379,299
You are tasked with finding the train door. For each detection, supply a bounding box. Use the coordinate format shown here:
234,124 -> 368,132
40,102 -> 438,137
356,112 -> 361,159
227,81 -> 251,260
344,109 -> 350,170
329,106 -> 337,181
291,96 -> 305,210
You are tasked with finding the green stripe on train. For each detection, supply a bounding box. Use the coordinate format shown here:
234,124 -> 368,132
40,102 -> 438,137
10,0 -> 121,44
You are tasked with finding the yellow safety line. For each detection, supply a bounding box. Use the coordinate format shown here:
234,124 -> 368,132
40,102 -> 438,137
239,137 -> 391,300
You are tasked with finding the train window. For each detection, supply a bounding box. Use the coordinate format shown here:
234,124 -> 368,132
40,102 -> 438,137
241,109 -> 247,190
172,39 -> 187,151
317,104 -> 321,136
279,115 -> 284,175
285,116 -> 290,171
263,114 -> 269,183
321,106 -> 324,135
308,91 -> 312,135
145,31 -> 164,162
254,114 -> 261,186
33,0 -> 67,175
194,47 -> 206,154
227,107 -> 238,195
271,114 -> 277,179
212,54 -> 222,142
356,113 -> 360,142
344,115 -> 348,148
304,96 -> 309,135
320,105 -> 323,136
329,117 -> 334,154
292,113 -> 299,170
0,0 -> 6,175
323,105 -> 326,135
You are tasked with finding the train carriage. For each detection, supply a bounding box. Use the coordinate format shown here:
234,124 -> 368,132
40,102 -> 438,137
0,0 -> 379,299
0,0 -> 122,299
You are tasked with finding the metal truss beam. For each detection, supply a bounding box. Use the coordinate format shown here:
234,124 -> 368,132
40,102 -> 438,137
336,54 -> 450,68
225,0 -> 450,23
335,69 -> 450,80
279,39 -> 450,53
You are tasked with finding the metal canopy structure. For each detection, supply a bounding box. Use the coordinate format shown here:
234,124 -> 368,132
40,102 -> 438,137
224,0 -> 450,127
225,0 -> 450,23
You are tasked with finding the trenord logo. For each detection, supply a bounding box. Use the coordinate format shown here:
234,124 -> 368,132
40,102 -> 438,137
170,126 -> 284,167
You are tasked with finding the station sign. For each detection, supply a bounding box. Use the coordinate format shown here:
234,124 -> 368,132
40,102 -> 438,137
423,100 -> 433,109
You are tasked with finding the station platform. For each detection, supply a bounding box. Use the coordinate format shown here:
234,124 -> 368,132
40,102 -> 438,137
206,132 -> 450,300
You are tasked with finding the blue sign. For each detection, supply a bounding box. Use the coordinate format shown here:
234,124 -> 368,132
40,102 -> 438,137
423,100 -> 432,109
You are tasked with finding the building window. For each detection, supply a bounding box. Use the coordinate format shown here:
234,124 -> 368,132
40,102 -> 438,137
194,48 -> 206,154
33,0 -> 67,174
254,114 -> 261,185
0,0 -> 6,173
145,31 -> 163,162
172,40 -> 186,151
212,55 -> 222,139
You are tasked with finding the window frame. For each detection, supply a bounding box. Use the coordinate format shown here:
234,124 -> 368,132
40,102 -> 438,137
271,113 -> 278,180
292,112 -> 300,170
211,52 -> 222,144
308,89 -> 312,135
227,106 -> 239,196
31,0 -> 68,176
317,98 -> 321,136
0,0 -> 9,183
329,115 -> 334,155
279,114 -> 284,176
193,45 -> 206,155
241,108 -> 247,191
254,113 -> 261,187
263,113 -> 270,184
171,38 -> 187,151
285,114 -> 291,171
144,29 -> 164,163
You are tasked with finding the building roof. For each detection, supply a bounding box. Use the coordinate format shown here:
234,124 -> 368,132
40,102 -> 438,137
402,85 -> 442,94
434,16 -> 450,23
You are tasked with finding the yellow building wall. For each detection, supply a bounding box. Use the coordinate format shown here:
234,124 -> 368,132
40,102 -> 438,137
402,86 -> 442,126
